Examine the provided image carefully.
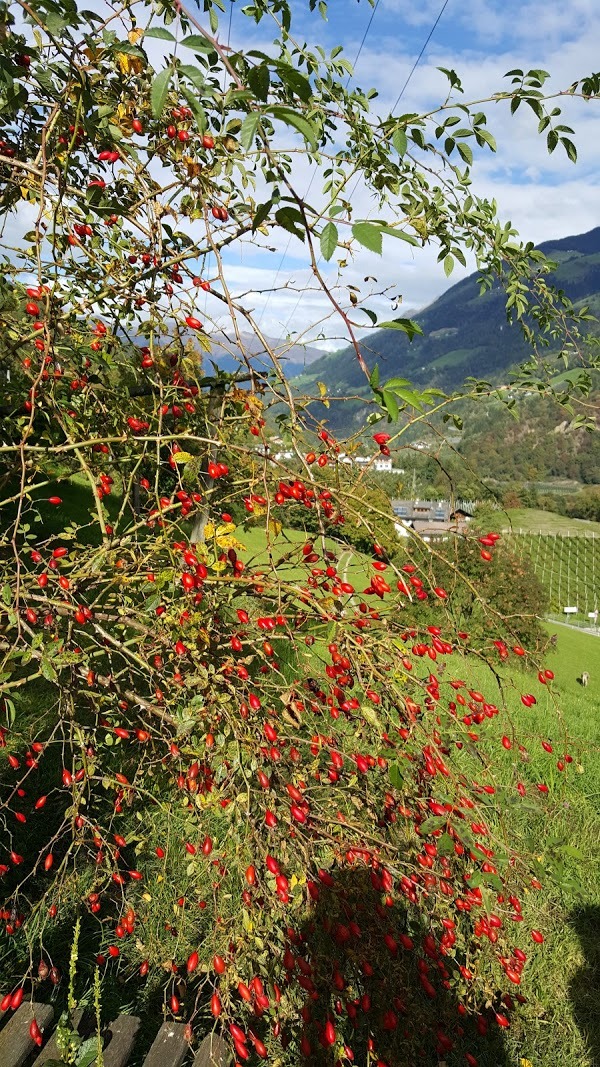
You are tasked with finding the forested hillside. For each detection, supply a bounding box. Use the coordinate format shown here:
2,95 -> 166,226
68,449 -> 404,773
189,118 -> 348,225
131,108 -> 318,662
295,226 -> 600,421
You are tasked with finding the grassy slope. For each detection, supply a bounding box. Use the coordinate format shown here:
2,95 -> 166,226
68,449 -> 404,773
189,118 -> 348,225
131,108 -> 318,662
455,623 -> 600,1067
501,509 -> 600,535
239,522 -> 372,587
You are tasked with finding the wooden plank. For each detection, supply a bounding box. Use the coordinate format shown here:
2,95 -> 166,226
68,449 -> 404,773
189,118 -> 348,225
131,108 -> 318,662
32,1008 -> 89,1066
0,1001 -> 54,1067
142,1021 -> 188,1067
193,1032 -> 231,1067
101,1014 -> 141,1067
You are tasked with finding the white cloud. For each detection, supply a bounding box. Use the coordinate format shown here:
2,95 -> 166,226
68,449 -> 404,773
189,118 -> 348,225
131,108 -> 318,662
6,0 -> 599,356
233,8 -> 600,345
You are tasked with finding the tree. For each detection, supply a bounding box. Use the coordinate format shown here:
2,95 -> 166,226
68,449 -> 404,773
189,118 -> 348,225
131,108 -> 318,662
0,0 -> 596,1062
399,535 -> 549,655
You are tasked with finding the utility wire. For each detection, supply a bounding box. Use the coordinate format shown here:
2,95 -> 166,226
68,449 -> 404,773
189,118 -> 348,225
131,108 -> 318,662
276,0 -> 451,346
391,0 -> 450,112
345,0 -> 381,87
226,0 -> 234,48
257,0 -> 381,331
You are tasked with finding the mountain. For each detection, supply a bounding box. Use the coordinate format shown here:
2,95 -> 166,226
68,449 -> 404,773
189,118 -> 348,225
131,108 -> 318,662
293,225 -> 600,424
201,331 -> 325,378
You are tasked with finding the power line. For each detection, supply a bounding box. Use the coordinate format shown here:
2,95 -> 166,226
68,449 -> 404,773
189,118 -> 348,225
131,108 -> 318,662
275,0 -> 451,346
257,0 -> 382,331
226,0 -> 234,48
346,0 -> 381,87
392,0 -> 450,112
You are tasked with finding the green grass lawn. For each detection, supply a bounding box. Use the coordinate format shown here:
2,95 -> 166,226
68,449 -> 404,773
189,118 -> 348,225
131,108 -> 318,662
501,508 -> 600,535
438,623 -> 600,1067
238,521 -> 373,588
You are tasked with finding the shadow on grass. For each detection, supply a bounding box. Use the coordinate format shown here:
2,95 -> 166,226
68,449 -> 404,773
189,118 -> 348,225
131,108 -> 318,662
570,906 -> 600,1067
294,866 -> 510,1067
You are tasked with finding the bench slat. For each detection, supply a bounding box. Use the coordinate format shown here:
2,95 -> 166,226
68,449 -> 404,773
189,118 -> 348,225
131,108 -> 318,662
101,1014 -> 141,1067
0,1001 -> 54,1067
142,1021 -> 188,1067
193,1032 -> 231,1067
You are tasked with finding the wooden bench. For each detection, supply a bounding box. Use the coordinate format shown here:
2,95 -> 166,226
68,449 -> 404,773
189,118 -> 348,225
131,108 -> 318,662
0,1000 -> 231,1067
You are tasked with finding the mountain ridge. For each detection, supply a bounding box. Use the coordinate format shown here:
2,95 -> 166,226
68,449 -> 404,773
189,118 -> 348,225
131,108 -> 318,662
292,225 -> 600,420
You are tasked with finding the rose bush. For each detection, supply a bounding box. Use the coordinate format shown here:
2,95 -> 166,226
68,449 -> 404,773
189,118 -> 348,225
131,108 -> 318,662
0,0 -> 597,1061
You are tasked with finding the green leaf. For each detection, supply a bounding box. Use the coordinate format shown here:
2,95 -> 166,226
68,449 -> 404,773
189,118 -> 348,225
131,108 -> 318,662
369,363 -> 380,389
248,63 -> 270,101
78,1038 -> 102,1067
172,452 -> 192,465
151,67 -> 172,121
389,386 -> 425,410
476,127 -> 496,151
178,64 -> 209,92
381,389 -> 399,421
392,128 -> 408,156
144,26 -> 176,40
444,254 -> 454,277
275,62 -> 312,102
546,129 -> 558,153
375,223 -> 419,247
561,137 -> 577,163
180,34 -> 215,53
275,207 -> 306,242
41,658 -> 58,683
265,106 -> 318,149
419,816 -> 447,835
320,221 -> 338,261
240,112 -> 260,151
389,762 -> 404,789
437,832 -> 454,856
376,317 -> 423,340
559,844 -> 584,861
352,222 -> 382,255
457,141 -> 473,166
469,870 -> 503,892
252,199 -> 273,232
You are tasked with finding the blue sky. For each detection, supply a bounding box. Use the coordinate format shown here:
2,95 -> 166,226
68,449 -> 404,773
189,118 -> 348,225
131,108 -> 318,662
212,0 -> 600,349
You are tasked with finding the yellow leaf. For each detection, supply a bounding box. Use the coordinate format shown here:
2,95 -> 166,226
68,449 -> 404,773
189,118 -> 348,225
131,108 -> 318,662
203,522 -> 215,539
116,52 -> 143,76
317,381 -> 328,397
193,332 -> 212,353
216,534 -> 246,552
196,627 -> 210,647
173,451 -> 193,465
142,892 -> 152,902
83,45 -> 102,62
520,1059 -> 533,1067
128,27 -> 144,44
184,157 -> 203,178
268,519 -> 282,537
